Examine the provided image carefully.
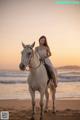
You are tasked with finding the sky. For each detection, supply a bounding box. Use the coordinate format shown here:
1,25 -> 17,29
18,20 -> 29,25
0,0 -> 80,70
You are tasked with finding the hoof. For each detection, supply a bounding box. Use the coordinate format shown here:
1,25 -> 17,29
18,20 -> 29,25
52,110 -> 56,114
44,109 -> 48,113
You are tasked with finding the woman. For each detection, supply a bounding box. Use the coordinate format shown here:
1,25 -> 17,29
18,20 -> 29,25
35,35 -> 57,88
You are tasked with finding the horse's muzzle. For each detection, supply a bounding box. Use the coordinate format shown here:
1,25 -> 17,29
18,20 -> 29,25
19,63 -> 26,71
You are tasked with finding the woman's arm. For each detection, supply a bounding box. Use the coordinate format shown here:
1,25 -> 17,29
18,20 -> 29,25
46,47 -> 51,57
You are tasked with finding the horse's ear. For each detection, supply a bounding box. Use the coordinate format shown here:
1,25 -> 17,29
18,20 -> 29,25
22,42 -> 26,48
31,42 -> 35,48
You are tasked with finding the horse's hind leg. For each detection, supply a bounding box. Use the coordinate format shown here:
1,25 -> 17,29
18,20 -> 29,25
44,88 -> 49,112
50,82 -> 56,113
29,88 -> 35,120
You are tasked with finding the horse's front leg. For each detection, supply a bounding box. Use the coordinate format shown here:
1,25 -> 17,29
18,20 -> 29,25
29,88 -> 35,120
40,92 -> 44,120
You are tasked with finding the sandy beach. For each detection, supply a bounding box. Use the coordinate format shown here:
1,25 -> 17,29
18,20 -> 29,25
0,99 -> 80,120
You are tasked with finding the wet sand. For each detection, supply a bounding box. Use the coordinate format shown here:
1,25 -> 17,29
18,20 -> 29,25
0,99 -> 80,120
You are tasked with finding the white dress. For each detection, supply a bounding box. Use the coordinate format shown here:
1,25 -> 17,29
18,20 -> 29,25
35,46 -> 57,77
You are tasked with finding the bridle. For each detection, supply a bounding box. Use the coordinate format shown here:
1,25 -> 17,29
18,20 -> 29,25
25,47 -> 41,71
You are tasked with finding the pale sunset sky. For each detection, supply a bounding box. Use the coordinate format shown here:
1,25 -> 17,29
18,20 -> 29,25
0,0 -> 80,70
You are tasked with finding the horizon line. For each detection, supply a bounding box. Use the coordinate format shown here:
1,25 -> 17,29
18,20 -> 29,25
0,65 -> 80,71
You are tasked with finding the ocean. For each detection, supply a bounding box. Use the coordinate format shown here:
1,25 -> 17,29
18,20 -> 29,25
0,69 -> 80,100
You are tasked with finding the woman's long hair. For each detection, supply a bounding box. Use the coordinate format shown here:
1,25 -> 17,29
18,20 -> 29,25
39,35 -> 49,48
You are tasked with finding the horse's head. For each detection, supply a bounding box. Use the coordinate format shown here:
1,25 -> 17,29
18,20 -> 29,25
19,42 -> 35,71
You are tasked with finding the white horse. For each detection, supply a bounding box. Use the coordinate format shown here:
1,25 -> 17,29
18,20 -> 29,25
19,42 -> 56,120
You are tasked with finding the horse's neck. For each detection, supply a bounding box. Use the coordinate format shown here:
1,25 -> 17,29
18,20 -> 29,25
30,51 -> 40,69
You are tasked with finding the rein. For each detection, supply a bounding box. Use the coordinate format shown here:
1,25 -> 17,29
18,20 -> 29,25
25,49 -> 42,71
26,60 -> 41,71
